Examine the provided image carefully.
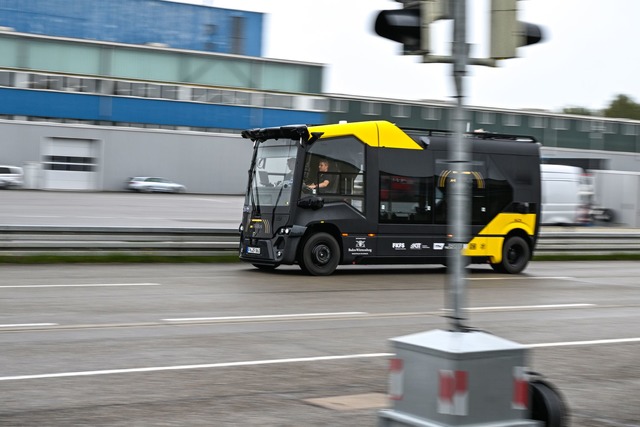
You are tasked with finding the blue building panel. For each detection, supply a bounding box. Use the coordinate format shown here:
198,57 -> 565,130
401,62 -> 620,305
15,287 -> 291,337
0,88 -> 102,120
0,0 -> 263,56
0,88 -> 324,130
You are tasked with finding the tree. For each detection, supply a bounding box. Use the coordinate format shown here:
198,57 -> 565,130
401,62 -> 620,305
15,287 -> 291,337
562,106 -> 593,116
603,94 -> 640,120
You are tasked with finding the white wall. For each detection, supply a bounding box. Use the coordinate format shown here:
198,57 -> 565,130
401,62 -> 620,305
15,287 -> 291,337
0,120 -> 253,194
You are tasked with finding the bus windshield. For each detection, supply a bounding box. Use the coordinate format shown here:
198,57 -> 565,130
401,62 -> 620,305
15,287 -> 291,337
247,138 -> 299,209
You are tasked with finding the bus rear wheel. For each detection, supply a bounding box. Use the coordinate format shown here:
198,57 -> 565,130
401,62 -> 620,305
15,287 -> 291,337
299,232 -> 340,276
492,235 -> 530,274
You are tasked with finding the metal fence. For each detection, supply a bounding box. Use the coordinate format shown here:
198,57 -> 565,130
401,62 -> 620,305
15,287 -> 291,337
2,225 -> 640,257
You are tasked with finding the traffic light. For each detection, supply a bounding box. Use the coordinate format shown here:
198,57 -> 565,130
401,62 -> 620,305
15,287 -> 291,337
490,0 -> 543,60
374,0 -> 450,55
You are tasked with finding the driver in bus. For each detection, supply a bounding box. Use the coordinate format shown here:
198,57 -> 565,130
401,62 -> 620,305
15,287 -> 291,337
283,157 -> 295,183
307,159 -> 332,191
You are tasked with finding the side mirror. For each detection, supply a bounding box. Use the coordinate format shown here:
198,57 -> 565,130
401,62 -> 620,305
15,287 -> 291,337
297,196 -> 324,210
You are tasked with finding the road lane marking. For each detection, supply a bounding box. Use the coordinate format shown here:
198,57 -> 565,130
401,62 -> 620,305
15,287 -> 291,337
163,312 -> 368,322
469,276 -> 573,281
529,337 -> 640,348
463,303 -> 596,312
0,353 -> 393,381
0,283 -> 161,289
0,323 -> 58,328
1,336 -> 639,382
0,306 -> 596,332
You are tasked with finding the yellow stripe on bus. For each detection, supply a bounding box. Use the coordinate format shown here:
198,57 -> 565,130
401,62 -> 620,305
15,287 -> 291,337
308,121 -> 422,150
463,213 -> 537,263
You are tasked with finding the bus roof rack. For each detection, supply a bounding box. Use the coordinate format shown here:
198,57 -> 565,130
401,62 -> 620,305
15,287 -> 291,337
402,127 -> 537,143
241,125 -> 309,142
470,130 -> 537,143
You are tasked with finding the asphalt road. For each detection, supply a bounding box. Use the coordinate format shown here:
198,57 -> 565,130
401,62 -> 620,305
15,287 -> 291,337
1,261 -> 639,426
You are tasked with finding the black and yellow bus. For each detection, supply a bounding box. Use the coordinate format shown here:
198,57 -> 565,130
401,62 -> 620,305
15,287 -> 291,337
240,120 -> 541,276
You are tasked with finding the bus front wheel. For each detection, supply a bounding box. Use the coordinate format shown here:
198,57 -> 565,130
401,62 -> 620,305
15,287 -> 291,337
299,232 -> 340,276
492,235 -> 530,274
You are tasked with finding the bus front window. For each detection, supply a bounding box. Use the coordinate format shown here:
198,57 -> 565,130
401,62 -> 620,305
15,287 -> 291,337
248,139 -> 298,210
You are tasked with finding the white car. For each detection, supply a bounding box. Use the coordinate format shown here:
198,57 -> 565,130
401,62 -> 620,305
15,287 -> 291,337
0,165 -> 24,189
125,177 -> 186,193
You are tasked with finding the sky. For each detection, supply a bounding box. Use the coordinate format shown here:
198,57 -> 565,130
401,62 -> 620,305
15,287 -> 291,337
169,0 -> 640,113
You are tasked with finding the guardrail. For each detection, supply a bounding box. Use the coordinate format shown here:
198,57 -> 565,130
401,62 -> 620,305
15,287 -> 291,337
1,225 -> 640,256
0,226 -> 239,256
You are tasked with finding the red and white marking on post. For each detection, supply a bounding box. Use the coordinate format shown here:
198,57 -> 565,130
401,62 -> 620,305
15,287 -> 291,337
388,358 -> 404,401
438,369 -> 468,416
512,366 -> 529,410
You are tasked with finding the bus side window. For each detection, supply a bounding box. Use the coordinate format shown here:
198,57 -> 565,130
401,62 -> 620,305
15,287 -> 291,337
304,136 -> 366,212
435,186 -> 447,224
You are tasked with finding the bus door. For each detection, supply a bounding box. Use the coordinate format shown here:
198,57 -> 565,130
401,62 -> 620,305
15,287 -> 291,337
376,148 -> 444,258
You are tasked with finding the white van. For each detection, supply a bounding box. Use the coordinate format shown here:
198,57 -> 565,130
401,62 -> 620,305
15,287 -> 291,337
540,164 -> 591,225
0,165 -> 24,189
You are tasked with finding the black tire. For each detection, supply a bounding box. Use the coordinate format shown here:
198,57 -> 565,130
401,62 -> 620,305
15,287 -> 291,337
600,208 -> 615,223
497,235 -> 530,274
252,263 -> 279,271
530,379 -> 569,427
299,232 -> 340,276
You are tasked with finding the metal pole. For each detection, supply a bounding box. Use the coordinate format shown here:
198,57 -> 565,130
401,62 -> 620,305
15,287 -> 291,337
447,0 -> 470,331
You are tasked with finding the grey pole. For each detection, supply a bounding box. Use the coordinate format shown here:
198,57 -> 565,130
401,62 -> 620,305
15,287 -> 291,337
447,0 -> 470,332
379,3 -> 565,426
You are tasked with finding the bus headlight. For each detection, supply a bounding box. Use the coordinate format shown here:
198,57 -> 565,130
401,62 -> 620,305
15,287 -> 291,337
278,227 -> 291,235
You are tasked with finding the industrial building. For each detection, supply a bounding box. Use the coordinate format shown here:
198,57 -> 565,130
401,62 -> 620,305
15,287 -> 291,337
0,0 -> 639,194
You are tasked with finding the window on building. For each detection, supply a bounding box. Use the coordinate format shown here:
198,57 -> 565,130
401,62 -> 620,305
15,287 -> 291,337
578,120 -> 591,132
0,71 -> 13,87
553,118 -> 569,130
131,83 -> 147,97
230,16 -> 246,55
160,85 -> 179,100
30,74 -> 49,89
146,84 -> 161,99
529,116 -> 546,129
604,122 -> 617,134
98,80 -> 115,95
623,124 -> 638,136
205,23 -> 218,35
82,79 -> 97,93
391,104 -> 411,118
477,111 -> 495,125
42,155 -> 96,172
331,99 -> 349,113
192,88 -> 207,102
115,81 -> 132,95
311,97 -> 329,111
234,91 -> 252,106
421,107 -> 441,121
47,75 -> 62,91
503,114 -> 521,127
362,102 -> 381,116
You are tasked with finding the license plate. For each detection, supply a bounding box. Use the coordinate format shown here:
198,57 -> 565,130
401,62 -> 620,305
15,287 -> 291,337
246,246 -> 261,255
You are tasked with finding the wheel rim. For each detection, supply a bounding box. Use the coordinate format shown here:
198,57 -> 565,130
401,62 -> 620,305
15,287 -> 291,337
507,244 -> 523,265
312,243 -> 331,266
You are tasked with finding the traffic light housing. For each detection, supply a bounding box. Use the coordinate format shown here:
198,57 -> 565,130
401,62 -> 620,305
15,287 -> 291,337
490,0 -> 543,59
374,0 -> 450,55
